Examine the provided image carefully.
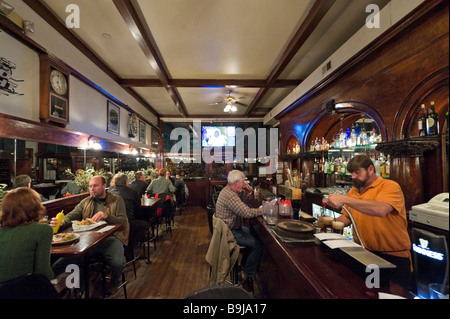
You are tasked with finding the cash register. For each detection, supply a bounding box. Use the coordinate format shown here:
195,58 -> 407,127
409,193 -> 449,231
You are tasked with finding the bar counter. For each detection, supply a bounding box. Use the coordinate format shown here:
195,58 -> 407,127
251,216 -> 414,299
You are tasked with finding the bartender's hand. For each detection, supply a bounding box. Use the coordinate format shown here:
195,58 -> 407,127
327,194 -> 347,209
91,211 -> 108,222
50,217 -> 64,227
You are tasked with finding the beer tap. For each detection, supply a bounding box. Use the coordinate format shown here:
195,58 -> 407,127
341,206 -> 366,249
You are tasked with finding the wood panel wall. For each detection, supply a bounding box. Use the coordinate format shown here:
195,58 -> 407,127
278,0 -> 449,209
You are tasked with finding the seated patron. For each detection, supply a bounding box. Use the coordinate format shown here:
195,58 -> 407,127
174,171 -> 186,210
215,170 -> 263,290
0,188 -> 54,283
108,173 -> 151,260
51,175 -> 129,295
146,168 -> 176,197
61,169 -> 83,196
130,170 -> 148,197
13,174 -> 48,202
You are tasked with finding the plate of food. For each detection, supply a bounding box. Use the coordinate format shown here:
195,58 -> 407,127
52,233 -> 80,245
72,219 -> 106,231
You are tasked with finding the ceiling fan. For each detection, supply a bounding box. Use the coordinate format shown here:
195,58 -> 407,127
209,89 -> 247,112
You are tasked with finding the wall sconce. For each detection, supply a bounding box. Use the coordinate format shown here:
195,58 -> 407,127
88,137 -> 102,150
22,20 -> 34,34
129,146 -> 138,156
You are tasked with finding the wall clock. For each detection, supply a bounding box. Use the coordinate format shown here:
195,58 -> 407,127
39,54 -> 70,126
128,113 -> 138,138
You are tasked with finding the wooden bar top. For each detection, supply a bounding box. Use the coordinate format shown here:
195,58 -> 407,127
251,216 -> 414,299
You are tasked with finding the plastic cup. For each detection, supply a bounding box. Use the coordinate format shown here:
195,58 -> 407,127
429,284 -> 449,299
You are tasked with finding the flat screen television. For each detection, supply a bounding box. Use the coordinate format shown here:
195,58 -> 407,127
201,126 -> 236,147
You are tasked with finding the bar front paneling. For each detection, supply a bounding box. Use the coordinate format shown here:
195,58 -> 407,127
251,217 -> 412,299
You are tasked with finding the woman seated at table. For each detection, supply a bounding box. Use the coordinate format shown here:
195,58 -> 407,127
0,187 -> 54,283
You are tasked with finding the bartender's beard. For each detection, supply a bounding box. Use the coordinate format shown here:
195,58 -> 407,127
352,174 -> 370,189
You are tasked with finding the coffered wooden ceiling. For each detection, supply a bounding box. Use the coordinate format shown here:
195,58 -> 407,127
25,0 -> 390,121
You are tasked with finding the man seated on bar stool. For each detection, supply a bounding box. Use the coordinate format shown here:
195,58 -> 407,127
327,154 -> 412,290
108,173 -> 150,261
215,170 -> 263,292
51,175 -> 129,296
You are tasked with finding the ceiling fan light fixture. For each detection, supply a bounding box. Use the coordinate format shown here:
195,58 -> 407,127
231,105 -> 237,112
224,104 -> 231,113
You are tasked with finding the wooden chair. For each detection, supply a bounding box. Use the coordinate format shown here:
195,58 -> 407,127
154,193 -> 174,237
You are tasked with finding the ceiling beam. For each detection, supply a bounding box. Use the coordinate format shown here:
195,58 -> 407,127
244,0 -> 336,116
22,0 -> 159,118
113,0 -> 188,118
119,78 -> 302,88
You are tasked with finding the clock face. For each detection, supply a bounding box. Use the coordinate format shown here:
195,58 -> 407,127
50,69 -> 67,95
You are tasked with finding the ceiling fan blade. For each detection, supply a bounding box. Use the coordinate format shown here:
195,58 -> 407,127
208,101 -> 223,106
235,101 -> 248,107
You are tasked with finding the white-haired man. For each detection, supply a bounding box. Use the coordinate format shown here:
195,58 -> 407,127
215,170 -> 263,290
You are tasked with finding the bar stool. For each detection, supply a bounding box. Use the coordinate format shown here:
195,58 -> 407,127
230,246 -> 254,294
89,258 -> 128,299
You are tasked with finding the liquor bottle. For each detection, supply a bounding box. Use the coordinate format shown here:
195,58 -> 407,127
426,101 -> 439,135
341,158 -> 347,175
385,155 -> 390,178
418,104 -> 427,137
380,155 -> 388,178
373,156 -> 381,176
338,128 -> 345,148
324,159 -> 330,174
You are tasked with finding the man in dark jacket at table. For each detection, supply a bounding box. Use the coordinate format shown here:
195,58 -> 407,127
51,175 -> 129,295
130,170 -> 148,197
108,173 -> 150,261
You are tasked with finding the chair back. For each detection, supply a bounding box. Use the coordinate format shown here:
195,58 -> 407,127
0,273 -> 60,299
155,193 -> 173,217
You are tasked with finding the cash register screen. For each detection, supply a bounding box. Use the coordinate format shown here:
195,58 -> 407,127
412,228 -> 449,299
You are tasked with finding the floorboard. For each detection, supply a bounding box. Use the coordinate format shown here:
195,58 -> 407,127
108,205 -> 213,299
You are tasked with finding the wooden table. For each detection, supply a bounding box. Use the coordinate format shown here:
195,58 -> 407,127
138,197 -> 161,220
251,216 -> 415,299
51,224 -> 122,298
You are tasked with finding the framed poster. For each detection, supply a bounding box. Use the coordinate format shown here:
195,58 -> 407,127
139,120 -> 146,143
151,127 -> 159,148
107,101 -> 120,135
49,93 -> 69,124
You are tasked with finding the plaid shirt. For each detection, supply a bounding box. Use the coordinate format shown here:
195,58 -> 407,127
215,185 -> 262,230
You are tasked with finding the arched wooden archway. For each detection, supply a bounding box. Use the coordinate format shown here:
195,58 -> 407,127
301,101 -> 387,150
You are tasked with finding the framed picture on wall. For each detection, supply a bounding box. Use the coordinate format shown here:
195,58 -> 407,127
151,127 -> 159,148
139,120 -> 146,143
107,101 -> 120,135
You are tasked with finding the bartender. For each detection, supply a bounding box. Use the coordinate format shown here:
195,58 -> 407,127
327,154 -> 412,290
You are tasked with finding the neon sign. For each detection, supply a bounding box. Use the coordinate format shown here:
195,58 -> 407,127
413,238 -> 445,261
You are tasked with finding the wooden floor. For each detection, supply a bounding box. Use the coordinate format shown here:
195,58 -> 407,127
106,205 -> 232,299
